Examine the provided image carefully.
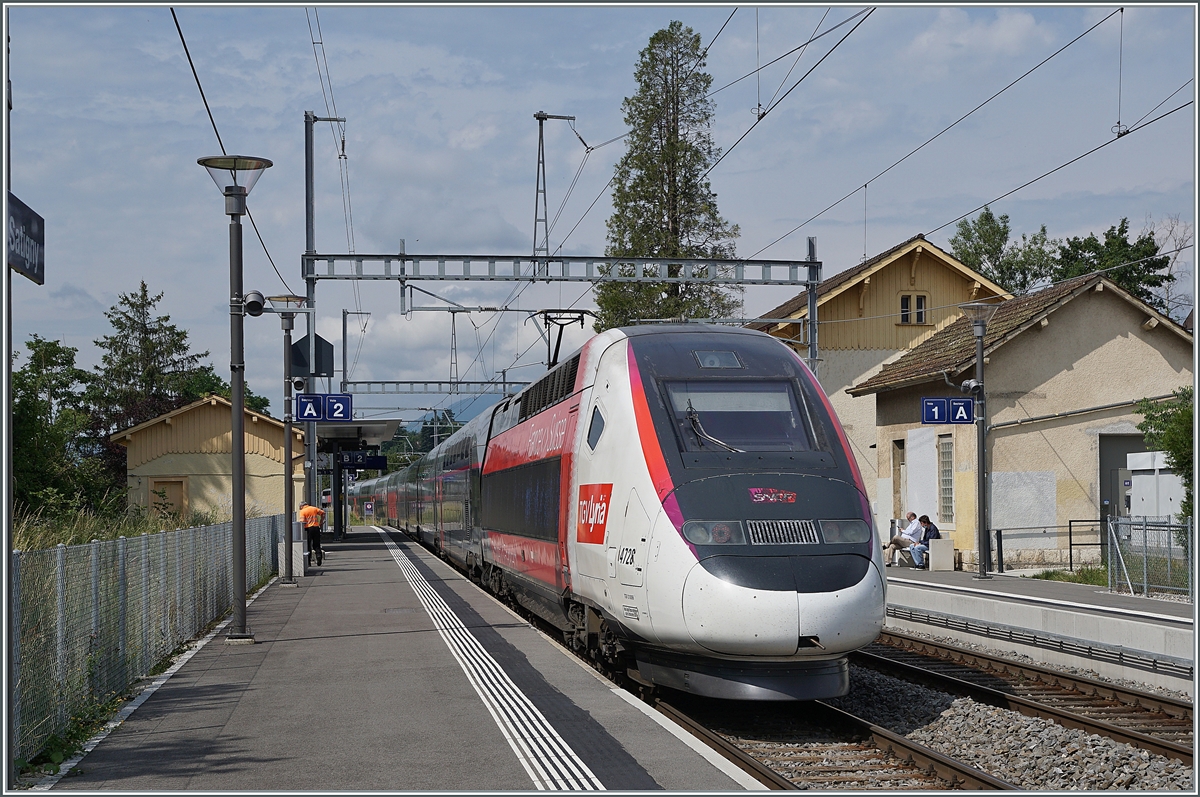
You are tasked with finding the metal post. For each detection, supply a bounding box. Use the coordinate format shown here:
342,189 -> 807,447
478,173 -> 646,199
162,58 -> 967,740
90,539 -> 99,696
305,110 -> 318,509
55,544 -> 66,728
1142,516 -> 1148,596
994,529 -> 1004,573
806,238 -> 819,375
974,322 -> 992,579
140,533 -> 149,673
281,310 -> 297,585
227,187 -> 252,642
117,536 -> 127,687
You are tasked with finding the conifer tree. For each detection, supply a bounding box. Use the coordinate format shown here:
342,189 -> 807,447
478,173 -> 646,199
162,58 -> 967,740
594,21 -> 740,331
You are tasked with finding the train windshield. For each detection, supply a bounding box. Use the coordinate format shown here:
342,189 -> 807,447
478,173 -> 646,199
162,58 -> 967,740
664,380 -> 815,452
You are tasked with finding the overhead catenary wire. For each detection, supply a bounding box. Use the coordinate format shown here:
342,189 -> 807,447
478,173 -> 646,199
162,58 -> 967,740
170,7 -> 294,295
766,7 -> 830,111
748,7 -> 1126,260
925,101 -> 1192,237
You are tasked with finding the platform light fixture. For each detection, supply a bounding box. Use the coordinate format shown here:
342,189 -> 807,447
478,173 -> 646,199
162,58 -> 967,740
198,155 -> 273,641
959,300 -> 1002,580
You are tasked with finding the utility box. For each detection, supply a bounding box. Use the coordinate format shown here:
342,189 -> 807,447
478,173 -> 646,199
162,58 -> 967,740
1127,451 -> 1184,519
928,538 -> 955,572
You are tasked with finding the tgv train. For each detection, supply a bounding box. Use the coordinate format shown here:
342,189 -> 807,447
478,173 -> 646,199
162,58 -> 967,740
354,325 -> 885,700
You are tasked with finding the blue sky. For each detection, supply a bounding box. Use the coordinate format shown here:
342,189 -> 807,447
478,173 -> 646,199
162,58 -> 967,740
5,4 -> 1195,420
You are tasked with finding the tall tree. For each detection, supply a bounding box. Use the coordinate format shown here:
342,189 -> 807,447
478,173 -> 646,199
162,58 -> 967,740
86,281 -> 210,434
594,20 -> 740,332
1053,218 -> 1171,309
178,364 -> 273,416
949,206 -> 1057,295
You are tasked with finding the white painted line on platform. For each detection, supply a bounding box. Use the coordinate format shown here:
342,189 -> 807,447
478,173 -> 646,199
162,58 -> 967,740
375,527 -> 604,791
887,577 -> 1193,625
30,576 -> 279,791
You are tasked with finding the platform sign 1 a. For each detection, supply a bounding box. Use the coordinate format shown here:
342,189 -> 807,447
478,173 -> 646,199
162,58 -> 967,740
296,394 -> 325,421
923,397 -> 975,424
325,393 -> 353,421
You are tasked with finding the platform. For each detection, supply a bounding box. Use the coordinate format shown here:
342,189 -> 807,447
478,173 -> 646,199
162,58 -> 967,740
49,527 -> 758,791
883,566 -> 1194,695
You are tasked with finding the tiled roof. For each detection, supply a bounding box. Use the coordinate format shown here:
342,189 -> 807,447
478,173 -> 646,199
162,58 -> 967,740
848,275 -> 1102,396
748,233 -> 934,329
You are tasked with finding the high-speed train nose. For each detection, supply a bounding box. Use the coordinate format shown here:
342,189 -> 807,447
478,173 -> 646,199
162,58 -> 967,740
682,556 -> 884,656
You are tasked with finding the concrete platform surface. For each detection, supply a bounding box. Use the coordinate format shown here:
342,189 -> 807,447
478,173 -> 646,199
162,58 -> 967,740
883,567 -> 1194,694
51,527 -> 755,791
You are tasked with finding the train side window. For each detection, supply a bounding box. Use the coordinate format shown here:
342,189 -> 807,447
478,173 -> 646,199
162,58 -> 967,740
586,406 -> 605,450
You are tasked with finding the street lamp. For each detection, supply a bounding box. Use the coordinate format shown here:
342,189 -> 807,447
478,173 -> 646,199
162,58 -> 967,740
269,294 -> 307,586
960,300 -> 1002,580
198,155 -> 273,642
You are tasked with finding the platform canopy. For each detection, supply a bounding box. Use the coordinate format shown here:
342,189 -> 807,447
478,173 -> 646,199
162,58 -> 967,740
313,418 -> 401,451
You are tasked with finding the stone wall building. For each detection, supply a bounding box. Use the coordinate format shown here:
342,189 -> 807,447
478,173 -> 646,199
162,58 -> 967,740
849,275 -> 1192,567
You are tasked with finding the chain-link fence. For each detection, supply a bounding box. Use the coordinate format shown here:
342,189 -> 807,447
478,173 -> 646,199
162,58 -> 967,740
1107,516 -> 1193,601
9,515 -> 283,764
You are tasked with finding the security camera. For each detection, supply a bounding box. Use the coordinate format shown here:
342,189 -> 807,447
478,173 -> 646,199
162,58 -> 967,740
961,379 -> 982,394
244,290 -> 265,317
291,376 -> 307,392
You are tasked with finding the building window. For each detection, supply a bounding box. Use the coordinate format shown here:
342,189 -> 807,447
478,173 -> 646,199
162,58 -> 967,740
938,434 -> 954,524
899,293 -> 929,324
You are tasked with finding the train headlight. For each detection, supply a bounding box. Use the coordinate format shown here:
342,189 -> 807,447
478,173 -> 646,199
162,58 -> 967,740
818,519 -> 872,543
682,521 -> 746,545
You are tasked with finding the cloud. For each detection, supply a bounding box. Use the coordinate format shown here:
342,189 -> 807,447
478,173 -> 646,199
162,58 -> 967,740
904,8 -> 1056,78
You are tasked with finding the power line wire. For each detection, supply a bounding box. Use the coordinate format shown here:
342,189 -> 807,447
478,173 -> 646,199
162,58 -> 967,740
170,7 -> 294,295
749,7 -> 1124,260
926,101 -> 1192,236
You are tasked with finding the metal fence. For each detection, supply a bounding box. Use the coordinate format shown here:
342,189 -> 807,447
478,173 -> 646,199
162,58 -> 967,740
1107,516 -> 1193,601
9,515 -> 283,764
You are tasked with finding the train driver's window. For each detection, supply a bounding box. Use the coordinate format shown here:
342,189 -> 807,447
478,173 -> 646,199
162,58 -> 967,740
586,406 -> 605,450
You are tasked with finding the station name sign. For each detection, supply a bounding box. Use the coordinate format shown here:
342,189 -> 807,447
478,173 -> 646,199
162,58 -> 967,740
8,192 -> 45,285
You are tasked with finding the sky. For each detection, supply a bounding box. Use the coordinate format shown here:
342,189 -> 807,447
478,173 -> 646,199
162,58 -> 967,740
4,4 -> 1196,423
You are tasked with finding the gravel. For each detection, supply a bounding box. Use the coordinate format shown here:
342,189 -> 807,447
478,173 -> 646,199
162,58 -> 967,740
828,665 -> 1194,790
894,626 -> 1194,703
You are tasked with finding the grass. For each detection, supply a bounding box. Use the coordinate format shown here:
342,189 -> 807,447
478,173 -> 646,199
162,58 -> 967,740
14,695 -> 126,780
13,507 -> 229,551
1026,565 -> 1109,586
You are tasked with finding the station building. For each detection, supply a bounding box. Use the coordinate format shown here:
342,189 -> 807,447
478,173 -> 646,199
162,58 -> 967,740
751,234 -> 1009,522
111,395 -> 306,521
848,274 -> 1193,567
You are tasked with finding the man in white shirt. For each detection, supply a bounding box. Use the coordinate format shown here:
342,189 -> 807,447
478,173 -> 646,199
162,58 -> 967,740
884,512 -> 922,567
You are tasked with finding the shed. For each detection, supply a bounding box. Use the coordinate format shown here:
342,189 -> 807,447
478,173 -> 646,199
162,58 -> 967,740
112,395 -> 306,520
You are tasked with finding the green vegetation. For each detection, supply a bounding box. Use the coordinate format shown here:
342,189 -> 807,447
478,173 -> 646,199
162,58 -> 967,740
12,280 -> 270,547
594,20 -> 740,331
1026,565 -> 1109,586
950,208 -> 1179,311
14,695 -> 125,779
1135,386 -> 1193,523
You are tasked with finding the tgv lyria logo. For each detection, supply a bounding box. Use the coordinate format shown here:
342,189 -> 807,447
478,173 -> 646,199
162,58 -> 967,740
576,484 -> 613,544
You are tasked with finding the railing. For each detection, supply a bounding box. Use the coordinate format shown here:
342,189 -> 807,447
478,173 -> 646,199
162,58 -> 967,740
9,515 -> 284,765
1107,516 -> 1193,601
987,525 -> 1105,572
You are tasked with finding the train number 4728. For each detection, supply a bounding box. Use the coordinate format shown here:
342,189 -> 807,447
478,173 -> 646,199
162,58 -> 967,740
617,546 -> 637,566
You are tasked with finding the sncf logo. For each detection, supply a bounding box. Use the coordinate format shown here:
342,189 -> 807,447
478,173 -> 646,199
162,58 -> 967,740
577,484 -> 613,544
748,487 -> 796,504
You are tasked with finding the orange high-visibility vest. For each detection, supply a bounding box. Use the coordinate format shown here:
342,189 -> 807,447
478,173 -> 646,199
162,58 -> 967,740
299,505 -> 325,528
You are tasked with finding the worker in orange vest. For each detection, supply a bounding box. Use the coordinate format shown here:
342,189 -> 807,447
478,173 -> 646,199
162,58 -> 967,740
298,501 -> 326,567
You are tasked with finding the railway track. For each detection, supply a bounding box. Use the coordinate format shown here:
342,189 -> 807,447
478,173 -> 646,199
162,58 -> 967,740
857,630 -> 1193,765
657,696 -> 1017,790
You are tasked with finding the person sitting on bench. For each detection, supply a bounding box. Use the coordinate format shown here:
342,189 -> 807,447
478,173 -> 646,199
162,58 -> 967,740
884,512 -> 921,567
909,515 -> 941,570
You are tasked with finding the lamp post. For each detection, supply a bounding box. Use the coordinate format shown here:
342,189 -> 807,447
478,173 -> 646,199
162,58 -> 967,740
269,294 -> 307,586
198,155 -> 272,642
960,300 -> 1001,580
